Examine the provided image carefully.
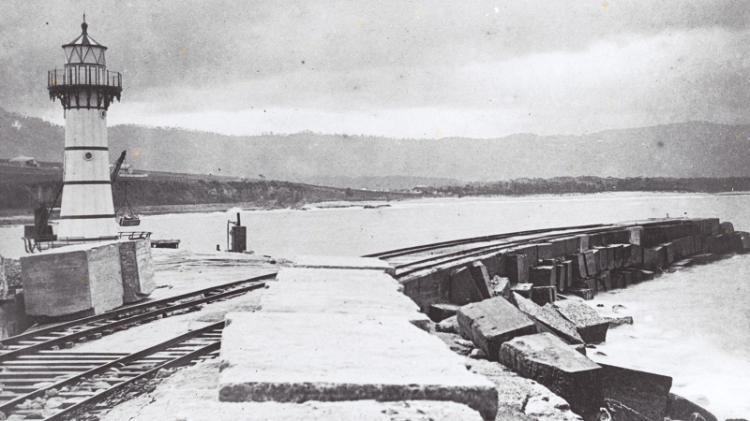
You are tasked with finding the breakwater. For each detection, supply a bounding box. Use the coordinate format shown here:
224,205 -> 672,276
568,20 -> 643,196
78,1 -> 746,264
382,217 -> 748,420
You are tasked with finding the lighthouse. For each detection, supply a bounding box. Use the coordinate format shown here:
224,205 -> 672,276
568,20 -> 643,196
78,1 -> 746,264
48,17 -> 122,241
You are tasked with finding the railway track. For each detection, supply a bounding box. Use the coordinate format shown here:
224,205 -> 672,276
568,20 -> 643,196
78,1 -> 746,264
369,223 -> 633,278
0,272 -> 274,362
0,322 -> 225,421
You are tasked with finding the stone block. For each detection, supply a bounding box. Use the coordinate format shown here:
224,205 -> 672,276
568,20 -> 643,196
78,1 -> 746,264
662,242 -> 675,265
536,242 -> 554,260
626,226 -> 643,245
596,246 -> 609,272
608,244 -> 624,268
666,393 -> 718,421
479,253 -> 504,278
574,253 -> 588,279
568,288 -> 595,300
530,265 -> 556,287
0,293 -> 31,339
599,363 -> 672,421
576,234 -> 590,252
531,286 -> 556,306
456,296 -> 536,359
697,218 -> 720,236
505,254 -> 530,284
490,275 -> 511,300
20,241 -> 124,317
499,332 -> 602,415
270,268 -> 428,328
626,245 -> 643,267
449,266 -> 483,305
468,261 -> 492,299
428,303 -> 459,322
639,269 -> 655,280
219,312 -> 498,420
510,282 -> 532,299
513,293 -> 583,344
584,249 -> 599,277
553,299 -> 609,344
118,239 -> 155,303
720,221 -> 734,234
642,246 -> 665,270
564,260 -> 574,289
554,263 -> 566,291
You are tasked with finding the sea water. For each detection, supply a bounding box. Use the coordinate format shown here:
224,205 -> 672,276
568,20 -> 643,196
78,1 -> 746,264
1,191 -> 748,417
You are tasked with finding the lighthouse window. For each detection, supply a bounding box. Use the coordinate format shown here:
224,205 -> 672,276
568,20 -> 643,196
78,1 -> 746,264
84,152 -> 93,161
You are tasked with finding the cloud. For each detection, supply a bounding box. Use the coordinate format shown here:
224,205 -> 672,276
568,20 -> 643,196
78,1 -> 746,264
2,0 -> 748,137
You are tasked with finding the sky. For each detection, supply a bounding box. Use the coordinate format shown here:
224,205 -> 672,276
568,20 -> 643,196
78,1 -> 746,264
0,0 -> 748,138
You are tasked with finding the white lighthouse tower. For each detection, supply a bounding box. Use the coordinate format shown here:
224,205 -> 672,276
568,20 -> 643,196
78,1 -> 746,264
48,17 -> 122,241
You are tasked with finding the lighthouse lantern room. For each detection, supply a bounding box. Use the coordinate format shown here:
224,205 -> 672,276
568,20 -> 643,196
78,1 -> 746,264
48,17 -> 122,241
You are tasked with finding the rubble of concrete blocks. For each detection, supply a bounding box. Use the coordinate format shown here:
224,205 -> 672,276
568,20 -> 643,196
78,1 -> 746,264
450,286 -> 698,419
19,239 -> 154,317
415,218 -> 750,316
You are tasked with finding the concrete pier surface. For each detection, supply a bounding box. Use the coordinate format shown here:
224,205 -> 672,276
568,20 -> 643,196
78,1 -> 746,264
219,257 -> 498,420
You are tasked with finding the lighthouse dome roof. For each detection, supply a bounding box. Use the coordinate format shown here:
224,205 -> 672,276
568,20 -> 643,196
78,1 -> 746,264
63,20 -> 107,50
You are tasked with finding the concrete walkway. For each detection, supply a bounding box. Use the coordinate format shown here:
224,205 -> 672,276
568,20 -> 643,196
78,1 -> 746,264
218,256 -> 498,420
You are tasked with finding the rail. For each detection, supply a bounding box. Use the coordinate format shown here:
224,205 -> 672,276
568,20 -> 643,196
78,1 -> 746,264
48,66 -> 121,89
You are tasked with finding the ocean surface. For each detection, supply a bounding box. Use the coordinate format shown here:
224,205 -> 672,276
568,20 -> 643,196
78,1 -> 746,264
1,191 -> 748,418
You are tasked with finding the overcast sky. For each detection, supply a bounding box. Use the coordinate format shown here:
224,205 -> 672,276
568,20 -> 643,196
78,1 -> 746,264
1,0 -> 748,138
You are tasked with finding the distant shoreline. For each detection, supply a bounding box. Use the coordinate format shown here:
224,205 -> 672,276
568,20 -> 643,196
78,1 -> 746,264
3,190 -> 750,227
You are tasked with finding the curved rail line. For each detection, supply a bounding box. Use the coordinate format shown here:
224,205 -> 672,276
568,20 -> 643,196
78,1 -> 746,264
364,223 -> 610,260
0,272 -> 275,362
374,225 -> 628,278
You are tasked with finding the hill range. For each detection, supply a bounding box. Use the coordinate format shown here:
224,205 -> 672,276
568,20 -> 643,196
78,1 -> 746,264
1,107 -> 749,190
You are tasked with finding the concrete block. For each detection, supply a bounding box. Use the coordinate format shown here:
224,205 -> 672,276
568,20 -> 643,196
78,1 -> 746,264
733,231 -> 750,252
531,286 -> 556,306
468,261 -> 492,299
642,246 -> 665,270
20,241 -> 124,317
568,288 -> 595,300
505,254 -> 530,284
626,244 -> 643,267
269,268 -> 428,328
449,266 -> 483,305
662,242 -> 675,265
456,296 -> 536,359
666,393 -> 718,421
553,299 -> 609,344
576,234 -> 590,252
536,242 -> 554,260
0,293 -> 31,339
510,282 -> 532,299
529,265 -> 556,287
720,221 -> 734,234
574,253 -> 588,279
626,226 -> 643,245
499,332 -> 602,415
118,239 -> 155,303
479,253 -> 504,278
219,312 -> 499,420
490,275 -> 511,300
564,260 -> 574,289
639,269 -> 655,281
554,263 -> 566,291
583,250 -> 598,277
513,293 -> 583,344
599,363 -> 672,421
512,245 -> 539,264
428,303 -> 459,322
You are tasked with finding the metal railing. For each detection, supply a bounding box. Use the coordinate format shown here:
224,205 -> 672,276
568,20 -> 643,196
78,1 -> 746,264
48,65 -> 121,89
